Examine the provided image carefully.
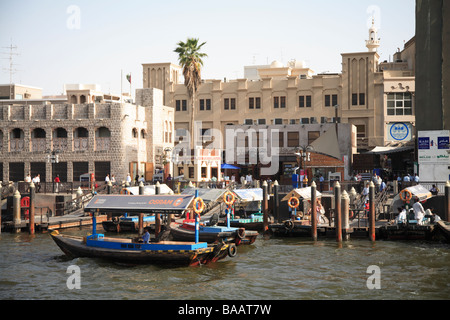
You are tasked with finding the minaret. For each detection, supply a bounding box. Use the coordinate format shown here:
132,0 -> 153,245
365,18 -> 380,52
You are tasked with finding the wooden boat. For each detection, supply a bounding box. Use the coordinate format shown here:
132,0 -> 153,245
169,220 -> 258,246
433,221 -> 450,243
269,219 -> 328,237
102,215 -> 155,233
218,213 -> 273,231
50,230 -> 234,267
378,223 -> 435,241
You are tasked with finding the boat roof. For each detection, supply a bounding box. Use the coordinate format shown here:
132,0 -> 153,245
84,194 -> 194,214
181,187 -> 227,203
124,184 -> 173,195
281,187 -> 322,201
233,188 -> 263,202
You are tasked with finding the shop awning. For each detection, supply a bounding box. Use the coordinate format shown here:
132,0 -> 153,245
367,145 -> 414,154
84,194 -> 194,214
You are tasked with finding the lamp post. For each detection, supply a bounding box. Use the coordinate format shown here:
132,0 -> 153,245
46,149 -> 61,192
295,145 -> 314,187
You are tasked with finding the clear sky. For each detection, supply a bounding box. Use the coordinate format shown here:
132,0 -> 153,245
0,0 -> 415,96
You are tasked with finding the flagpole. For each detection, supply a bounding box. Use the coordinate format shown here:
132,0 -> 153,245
121,69 -> 123,103
129,72 -> 132,102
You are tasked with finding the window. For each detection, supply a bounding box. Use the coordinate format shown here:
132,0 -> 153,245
287,132 -> 299,147
249,97 -> 261,109
300,117 -> 310,124
332,94 -> 338,106
176,100 -> 187,111
273,96 -> 286,108
258,119 -> 266,125
274,97 -> 279,108
274,118 -> 283,125
199,99 -> 211,111
352,94 -> 358,106
359,93 -> 365,105
299,95 -> 312,108
325,95 -> 331,107
272,131 -> 284,148
224,98 -> 236,110
325,94 -> 338,107
356,125 -> 366,138
308,131 -> 320,145
387,93 -> 412,116
244,119 -> 253,125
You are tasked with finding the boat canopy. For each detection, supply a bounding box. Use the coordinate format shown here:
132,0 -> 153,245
233,188 -> 263,202
84,194 -> 194,214
391,184 -> 433,213
281,187 -> 322,202
181,188 -> 227,203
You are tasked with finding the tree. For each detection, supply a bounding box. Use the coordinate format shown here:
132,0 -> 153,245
174,38 -> 207,150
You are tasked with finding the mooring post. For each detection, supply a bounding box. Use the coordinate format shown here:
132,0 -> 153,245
29,182 -> 36,235
154,181 -> 161,238
194,189 -> 199,244
334,181 -> 342,242
0,182 -> 2,234
369,181 -> 376,241
262,180 -> 269,232
107,181 -> 112,194
342,190 -> 350,241
13,190 -> 21,233
138,181 -> 144,236
273,180 -> 279,222
445,181 -> 450,222
76,187 -> 83,209
311,181 -> 317,241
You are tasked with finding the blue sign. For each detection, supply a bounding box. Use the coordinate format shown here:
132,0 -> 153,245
418,137 -> 430,150
438,137 -> 449,149
389,122 -> 409,141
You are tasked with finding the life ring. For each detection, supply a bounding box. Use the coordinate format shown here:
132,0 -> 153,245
399,189 -> 412,202
223,191 -> 235,205
193,197 -> 205,215
227,244 -> 237,257
237,228 -> 246,239
120,188 -> 129,195
288,196 -> 299,209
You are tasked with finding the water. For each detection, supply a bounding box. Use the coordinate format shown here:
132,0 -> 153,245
1,228 -> 449,300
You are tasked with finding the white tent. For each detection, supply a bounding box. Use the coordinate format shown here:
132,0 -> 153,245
281,187 -> 322,201
125,184 -> 173,195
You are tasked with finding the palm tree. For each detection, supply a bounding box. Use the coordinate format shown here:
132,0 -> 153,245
174,38 -> 207,150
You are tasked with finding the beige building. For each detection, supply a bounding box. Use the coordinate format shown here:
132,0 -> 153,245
143,20 -> 416,161
0,84 -> 43,100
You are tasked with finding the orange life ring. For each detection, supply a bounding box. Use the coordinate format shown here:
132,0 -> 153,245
399,189 -> 412,202
193,197 -> 205,215
223,191 -> 235,205
288,196 -> 299,209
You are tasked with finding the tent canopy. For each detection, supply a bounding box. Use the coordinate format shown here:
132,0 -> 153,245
391,184 -> 433,213
181,188 -> 227,203
281,187 -> 322,202
367,145 -> 414,154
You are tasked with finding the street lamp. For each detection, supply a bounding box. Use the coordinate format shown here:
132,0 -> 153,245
295,145 -> 314,187
46,149 -> 61,192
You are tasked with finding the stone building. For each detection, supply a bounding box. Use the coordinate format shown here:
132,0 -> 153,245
0,87 -> 174,184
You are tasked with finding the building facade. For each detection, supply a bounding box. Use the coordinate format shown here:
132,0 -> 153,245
142,20 -> 416,179
0,88 -> 174,184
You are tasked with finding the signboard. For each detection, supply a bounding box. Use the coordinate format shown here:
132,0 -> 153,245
84,195 -> 194,214
418,130 -> 450,163
387,122 -> 412,142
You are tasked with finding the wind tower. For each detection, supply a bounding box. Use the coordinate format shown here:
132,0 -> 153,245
365,18 -> 380,52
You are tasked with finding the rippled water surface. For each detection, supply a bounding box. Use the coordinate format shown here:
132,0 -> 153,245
1,228 -> 449,300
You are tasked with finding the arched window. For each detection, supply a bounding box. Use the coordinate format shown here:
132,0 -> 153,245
70,95 -> 77,104
80,95 -> 87,104
132,128 -> 138,138
73,127 -> 89,150
52,128 -> 68,151
95,127 -> 111,151
140,129 -> 146,139
31,128 -> 46,138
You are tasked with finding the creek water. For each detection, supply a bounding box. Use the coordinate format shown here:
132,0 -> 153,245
0,227 -> 449,300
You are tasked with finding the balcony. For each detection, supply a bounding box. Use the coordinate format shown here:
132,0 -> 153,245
73,138 -> 88,151
95,137 -> 110,151
53,138 -> 68,152
31,138 -> 47,152
10,139 -> 25,152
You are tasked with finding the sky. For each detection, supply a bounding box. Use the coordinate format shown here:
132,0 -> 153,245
0,0 -> 415,96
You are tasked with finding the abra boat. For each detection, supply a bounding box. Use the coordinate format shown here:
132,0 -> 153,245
169,220 -> 258,246
51,230 -> 233,266
269,219 -> 328,237
102,214 -> 155,233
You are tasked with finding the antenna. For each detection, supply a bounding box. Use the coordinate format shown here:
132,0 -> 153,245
1,40 -> 20,98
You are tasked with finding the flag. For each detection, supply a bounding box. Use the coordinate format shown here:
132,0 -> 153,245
126,73 -> 131,84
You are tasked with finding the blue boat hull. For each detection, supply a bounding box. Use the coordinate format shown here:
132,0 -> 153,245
50,231 -> 231,266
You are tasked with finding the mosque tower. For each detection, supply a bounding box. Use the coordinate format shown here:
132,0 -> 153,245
365,18 -> 380,52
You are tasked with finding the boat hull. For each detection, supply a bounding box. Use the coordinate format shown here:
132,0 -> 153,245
51,232 -> 230,266
269,220 -> 327,237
